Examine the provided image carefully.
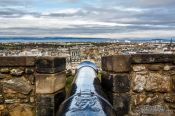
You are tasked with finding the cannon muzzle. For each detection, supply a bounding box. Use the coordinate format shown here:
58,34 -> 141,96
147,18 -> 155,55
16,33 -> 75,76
57,61 -> 116,116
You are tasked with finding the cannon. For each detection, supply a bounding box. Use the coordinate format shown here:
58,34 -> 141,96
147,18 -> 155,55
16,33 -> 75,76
57,61 -> 116,116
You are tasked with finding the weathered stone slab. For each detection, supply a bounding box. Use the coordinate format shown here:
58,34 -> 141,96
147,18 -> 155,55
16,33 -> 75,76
102,55 -> 131,73
3,77 -> 32,95
36,90 -> 65,116
0,57 -> 35,66
110,93 -> 130,116
36,57 -> 66,73
35,72 -> 66,94
102,72 -> 130,93
131,54 -> 175,64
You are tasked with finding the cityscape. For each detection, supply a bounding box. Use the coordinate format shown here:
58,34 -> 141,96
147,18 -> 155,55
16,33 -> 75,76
0,40 -> 174,71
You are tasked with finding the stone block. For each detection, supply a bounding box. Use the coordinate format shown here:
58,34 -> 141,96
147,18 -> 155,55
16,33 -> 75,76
5,99 -> 20,104
133,73 -> 147,93
0,95 -> 4,104
36,90 -> 65,116
133,72 -> 171,93
110,93 -> 130,116
134,105 -> 172,115
169,104 -> 175,109
164,94 -> 175,103
173,57 -> 175,64
132,65 -> 146,72
35,72 -> 66,94
26,57 -> 36,66
5,98 -> 29,103
101,72 -> 130,93
145,73 -> 171,92
0,56 -> 35,66
0,110 -> 9,116
10,68 -> 24,76
163,65 -> 175,71
132,94 -> 147,106
3,77 -> 32,95
131,54 -> 174,64
36,57 -> 66,73
0,105 -> 5,111
0,68 -> 10,74
25,68 -> 34,75
36,106 -> 54,116
148,64 -> 163,71
27,75 -> 35,85
0,74 -> 10,79
102,55 -> 131,73
0,84 -> 2,93
3,87 -> 18,94
144,94 -> 159,105
8,104 -> 34,116
172,77 -> 175,92
30,97 -> 35,103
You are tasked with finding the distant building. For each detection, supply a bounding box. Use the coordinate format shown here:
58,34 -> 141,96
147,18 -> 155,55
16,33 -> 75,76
18,49 -> 44,56
69,47 -> 81,63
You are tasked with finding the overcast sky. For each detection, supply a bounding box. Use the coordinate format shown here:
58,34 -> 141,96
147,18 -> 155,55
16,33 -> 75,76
0,0 -> 175,38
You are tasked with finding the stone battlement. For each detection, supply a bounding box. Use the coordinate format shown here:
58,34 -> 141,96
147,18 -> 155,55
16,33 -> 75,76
102,54 -> 175,116
0,56 -> 66,116
0,54 -> 175,116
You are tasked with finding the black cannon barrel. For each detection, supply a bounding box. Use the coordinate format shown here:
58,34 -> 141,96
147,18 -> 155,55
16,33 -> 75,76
57,61 -> 116,116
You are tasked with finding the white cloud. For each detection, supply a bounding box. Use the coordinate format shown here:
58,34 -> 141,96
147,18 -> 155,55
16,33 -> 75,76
0,0 -> 175,38
0,14 -> 131,30
138,0 -> 175,6
113,6 -> 147,13
58,30 -> 175,39
45,8 -> 81,14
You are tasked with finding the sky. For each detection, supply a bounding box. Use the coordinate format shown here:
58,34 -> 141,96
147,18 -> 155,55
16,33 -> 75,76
0,0 -> 175,39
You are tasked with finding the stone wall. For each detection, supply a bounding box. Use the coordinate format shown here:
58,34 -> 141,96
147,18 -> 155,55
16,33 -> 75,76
102,54 -> 175,116
0,57 -> 66,116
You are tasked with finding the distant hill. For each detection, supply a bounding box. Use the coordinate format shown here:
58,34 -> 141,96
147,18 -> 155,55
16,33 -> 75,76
0,37 -> 174,43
